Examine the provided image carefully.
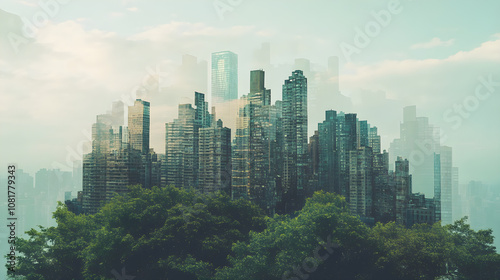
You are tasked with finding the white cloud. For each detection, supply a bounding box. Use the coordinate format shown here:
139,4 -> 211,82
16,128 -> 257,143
340,36 -> 500,144
410,37 -> 455,49
127,7 -> 138,12
17,0 -> 37,7
130,22 -> 256,41
110,11 -> 125,18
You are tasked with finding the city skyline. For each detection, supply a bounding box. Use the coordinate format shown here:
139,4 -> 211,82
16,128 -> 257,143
1,1 -> 499,186
1,2 -> 499,278
78,69 -> 445,223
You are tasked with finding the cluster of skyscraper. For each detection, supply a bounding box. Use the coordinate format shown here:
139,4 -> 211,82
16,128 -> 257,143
81,50 -> 453,227
82,99 -> 161,214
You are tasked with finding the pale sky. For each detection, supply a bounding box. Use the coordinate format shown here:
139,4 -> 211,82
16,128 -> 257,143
1,0 -> 499,186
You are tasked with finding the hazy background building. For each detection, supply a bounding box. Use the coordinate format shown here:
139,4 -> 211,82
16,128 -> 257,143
389,106 -> 454,224
211,51 -> 238,105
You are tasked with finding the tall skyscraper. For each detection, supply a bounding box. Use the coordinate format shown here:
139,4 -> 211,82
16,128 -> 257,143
389,106 -> 440,197
368,126 -> 381,154
83,101 -> 146,214
128,99 -> 150,155
349,146 -> 373,218
165,103 -> 199,189
337,113 -> 358,199
372,150 -> 391,222
199,119 -> 232,194
232,70 -> 279,215
232,95 -> 251,200
195,91 -> 211,128
318,110 -> 337,194
389,106 -> 453,224
394,157 -> 411,225
440,146 -> 453,224
211,51 -> 238,105
308,130 -> 320,191
452,167 -> 460,222
164,92 -> 214,190
281,70 -> 308,213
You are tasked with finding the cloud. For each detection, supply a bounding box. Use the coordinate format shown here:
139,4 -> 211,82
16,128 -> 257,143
110,11 -> 125,18
410,37 -> 455,49
342,36 -> 500,104
130,22 -> 256,41
1,19 -> 230,172
127,7 -> 138,12
339,35 -> 500,158
17,0 -> 37,7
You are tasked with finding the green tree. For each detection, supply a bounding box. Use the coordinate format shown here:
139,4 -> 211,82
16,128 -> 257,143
8,188 -> 500,280
446,217 -> 500,279
9,185 -> 266,280
369,221 -> 453,279
214,191 -> 378,280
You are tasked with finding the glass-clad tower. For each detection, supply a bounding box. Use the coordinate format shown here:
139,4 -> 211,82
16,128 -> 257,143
211,51 -> 238,104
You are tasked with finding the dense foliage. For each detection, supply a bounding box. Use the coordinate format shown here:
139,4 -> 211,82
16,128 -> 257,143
6,187 -> 500,280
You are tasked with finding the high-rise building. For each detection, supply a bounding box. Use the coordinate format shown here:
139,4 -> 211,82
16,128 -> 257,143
232,95 -> 251,200
434,153 -> 442,222
394,157 -> 411,225
318,110 -> 337,194
372,150 -> 391,222
128,99 -> 150,155
195,91 -> 211,128
308,130 -> 320,193
281,70 -> 308,213
199,119 -> 232,194
164,92 -> 214,189
82,101 -> 147,214
452,167 -> 461,222
336,113 -> 357,199
368,126 -> 381,154
211,51 -> 238,104
165,103 -> 199,189
357,120 -> 369,148
232,70 -> 279,215
388,106 -> 454,224
349,146 -> 373,218
389,106 -> 440,198
440,146 -> 453,224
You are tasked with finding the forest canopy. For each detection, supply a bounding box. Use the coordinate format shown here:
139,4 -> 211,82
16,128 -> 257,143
6,185 -> 500,280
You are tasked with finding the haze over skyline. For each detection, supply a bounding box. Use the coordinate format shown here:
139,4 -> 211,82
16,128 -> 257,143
1,0 -> 499,186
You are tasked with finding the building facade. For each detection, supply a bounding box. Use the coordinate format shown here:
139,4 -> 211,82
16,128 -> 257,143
211,51 -> 238,104
281,70 -> 308,213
